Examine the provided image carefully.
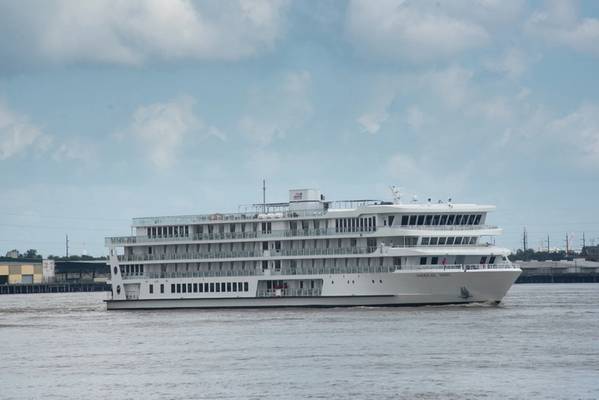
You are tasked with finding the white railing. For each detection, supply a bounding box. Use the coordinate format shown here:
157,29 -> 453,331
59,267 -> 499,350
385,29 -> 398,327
398,224 -> 498,231
257,288 -> 322,297
106,228 -> 377,246
131,209 -> 328,227
117,247 -> 380,263
118,263 -> 518,281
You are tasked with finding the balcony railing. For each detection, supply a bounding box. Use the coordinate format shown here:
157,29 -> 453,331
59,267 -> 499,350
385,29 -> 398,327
257,288 -> 322,297
106,228 -> 376,246
117,247 -> 380,263
131,208 -> 328,227
397,224 -> 498,231
107,225 -> 499,247
119,263 -> 518,280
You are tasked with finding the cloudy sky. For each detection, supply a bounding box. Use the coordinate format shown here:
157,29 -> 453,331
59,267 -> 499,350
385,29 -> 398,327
1,0 -> 599,256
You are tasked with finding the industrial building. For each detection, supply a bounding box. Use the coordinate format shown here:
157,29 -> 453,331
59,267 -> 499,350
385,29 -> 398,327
0,258 -> 43,284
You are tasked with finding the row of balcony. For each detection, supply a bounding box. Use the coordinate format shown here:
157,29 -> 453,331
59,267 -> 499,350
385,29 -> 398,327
132,209 -> 327,227
118,246 -> 380,263
119,263 -> 518,280
106,225 -> 499,246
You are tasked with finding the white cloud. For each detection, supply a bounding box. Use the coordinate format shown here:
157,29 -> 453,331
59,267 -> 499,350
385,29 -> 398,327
526,1 -> 599,56
385,152 -> 470,197
124,96 -> 223,169
406,106 -> 425,130
424,66 -> 475,110
357,112 -> 388,135
485,47 -> 537,79
548,104 -> 599,165
0,101 -> 51,160
240,70 -> 312,145
346,0 -> 490,62
52,138 -> 95,163
0,0 -> 289,68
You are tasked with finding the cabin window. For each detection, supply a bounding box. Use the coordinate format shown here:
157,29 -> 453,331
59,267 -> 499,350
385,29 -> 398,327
160,284 -> 164,294
425,215 -> 432,225
176,284 -> 181,293
447,237 -> 455,245
440,215 -> 448,225
409,215 -> 417,225
417,215 -> 425,225
447,215 -> 455,225
432,215 -> 440,225
461,215 -> 469,225
244,282 -> 249,292
227,282 -> 231,292
454,215 -> 462,225
171,284 -> 175,293
438,237 -> 447,245
232,282 -> 237,292
401,215 -> 409,226
420,257 -> 427,265
470,237 -> 477,245
480,256 -> 487,264
431,257 -> 439,265
210,283 -> 215,292
216,283 -> 220,292
149,284 -> 153,294
474,214 -> 482,225
468,215 -> 475,225
489,256 -> 496,264
221,282 -> 226,292
421,237 -> 430,245
148,246 -> 152,255
193,283 -> 198,293
182,284 -> 187,293
388,215 -> 395,226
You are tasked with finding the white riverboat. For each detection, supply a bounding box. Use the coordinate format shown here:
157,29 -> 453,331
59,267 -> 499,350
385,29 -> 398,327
105,188 -> 520,310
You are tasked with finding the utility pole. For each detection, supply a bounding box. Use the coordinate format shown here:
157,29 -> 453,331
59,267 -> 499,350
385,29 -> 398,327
565,233 -> 569,254
522,227 -> 528,251
547,234 -> 550,252
582,232 -> 586,249
65,234 -> 69,258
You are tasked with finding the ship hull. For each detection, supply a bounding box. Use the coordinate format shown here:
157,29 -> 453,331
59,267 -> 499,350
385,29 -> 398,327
106,268 -> 521,310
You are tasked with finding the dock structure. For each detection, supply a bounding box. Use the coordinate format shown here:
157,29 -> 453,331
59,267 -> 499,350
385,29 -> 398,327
0,282 -> 109,295
516,259 -> 599,283
0,259 -> 110,295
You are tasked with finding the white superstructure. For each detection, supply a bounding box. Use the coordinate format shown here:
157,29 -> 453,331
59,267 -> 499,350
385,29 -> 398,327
104,188 -> 520,309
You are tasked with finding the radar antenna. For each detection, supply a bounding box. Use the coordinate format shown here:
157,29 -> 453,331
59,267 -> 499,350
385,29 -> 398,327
389,185 -> 402,204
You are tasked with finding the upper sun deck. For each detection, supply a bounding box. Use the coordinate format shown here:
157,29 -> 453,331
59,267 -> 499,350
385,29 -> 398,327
130,188 -> 495,228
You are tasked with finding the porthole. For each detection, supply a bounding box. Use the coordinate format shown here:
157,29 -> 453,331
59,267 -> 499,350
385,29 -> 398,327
347,280 -> 350,284
331,280 -> 334,284
379,280 -> 382,283
352,280 -> 355,284
116,285 -> 121,294
113,267 -> 118,275
372,280 -> 375,283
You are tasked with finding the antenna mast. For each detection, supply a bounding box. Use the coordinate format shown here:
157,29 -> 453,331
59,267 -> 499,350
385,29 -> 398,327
262,179 -> 266,213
